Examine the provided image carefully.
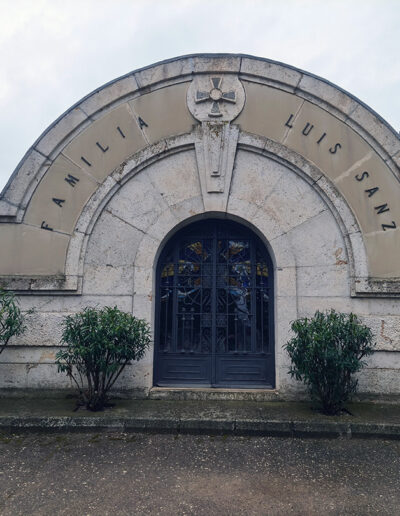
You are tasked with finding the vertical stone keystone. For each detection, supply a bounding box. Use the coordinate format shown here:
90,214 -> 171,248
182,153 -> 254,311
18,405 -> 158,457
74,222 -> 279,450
187,75 -> 245,210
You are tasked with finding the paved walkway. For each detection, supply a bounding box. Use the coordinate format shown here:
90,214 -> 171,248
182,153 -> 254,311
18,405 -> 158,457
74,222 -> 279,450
1,431 -> 400,515
1,398 -> 400,439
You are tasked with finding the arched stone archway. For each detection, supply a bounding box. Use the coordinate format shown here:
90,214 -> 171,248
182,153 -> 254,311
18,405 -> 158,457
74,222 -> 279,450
1,54 -> 399,398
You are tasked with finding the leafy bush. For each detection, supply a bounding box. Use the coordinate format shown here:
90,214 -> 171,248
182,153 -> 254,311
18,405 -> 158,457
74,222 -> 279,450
56,306 -> 150,411
0,288 -> 26,356
285,310 -> 375,415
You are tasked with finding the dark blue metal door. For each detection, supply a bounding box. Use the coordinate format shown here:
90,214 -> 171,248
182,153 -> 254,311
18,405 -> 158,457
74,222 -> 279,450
154,219 -> 274,388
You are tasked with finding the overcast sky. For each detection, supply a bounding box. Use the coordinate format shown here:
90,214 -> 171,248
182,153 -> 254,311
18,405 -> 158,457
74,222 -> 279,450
1,0 -> 399,193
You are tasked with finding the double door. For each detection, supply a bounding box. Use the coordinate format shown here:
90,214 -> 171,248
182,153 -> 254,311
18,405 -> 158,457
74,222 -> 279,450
154,219 -> 274,388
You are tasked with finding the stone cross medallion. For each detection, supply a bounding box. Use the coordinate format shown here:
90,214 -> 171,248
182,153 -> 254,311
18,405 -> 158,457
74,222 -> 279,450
195,77 -> 237,117
187,74 -> 245,122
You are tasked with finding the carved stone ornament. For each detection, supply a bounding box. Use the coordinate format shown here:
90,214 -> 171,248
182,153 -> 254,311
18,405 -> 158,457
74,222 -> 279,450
187,74 -> 245,122
188,75 -> 245,203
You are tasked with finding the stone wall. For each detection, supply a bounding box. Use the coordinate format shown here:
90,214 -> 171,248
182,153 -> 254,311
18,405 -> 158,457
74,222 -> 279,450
1,54 -> 399,398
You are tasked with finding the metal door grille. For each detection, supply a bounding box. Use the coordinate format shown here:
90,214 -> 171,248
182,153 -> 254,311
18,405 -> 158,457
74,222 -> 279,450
154,219 -> 274,387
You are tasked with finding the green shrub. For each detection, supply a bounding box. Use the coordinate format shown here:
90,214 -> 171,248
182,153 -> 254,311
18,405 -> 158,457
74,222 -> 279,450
56,306 -> 150,411
284,310 -> 375,415
0,288 -> 26,356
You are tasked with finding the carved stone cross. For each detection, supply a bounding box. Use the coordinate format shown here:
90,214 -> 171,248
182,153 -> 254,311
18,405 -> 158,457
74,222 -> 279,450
195,77 -> 236,117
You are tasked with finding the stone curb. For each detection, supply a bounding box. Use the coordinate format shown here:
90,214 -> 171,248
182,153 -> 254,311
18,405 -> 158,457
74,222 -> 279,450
1,416 -> 399,439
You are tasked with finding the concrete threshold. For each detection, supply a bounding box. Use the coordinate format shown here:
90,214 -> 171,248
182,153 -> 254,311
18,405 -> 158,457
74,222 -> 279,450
149,387 -> 281,401
1,398 -> 400,439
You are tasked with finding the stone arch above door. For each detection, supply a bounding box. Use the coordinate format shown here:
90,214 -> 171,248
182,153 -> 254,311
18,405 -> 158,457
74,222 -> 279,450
81,145 -> 348,392
1,54 -> 399,296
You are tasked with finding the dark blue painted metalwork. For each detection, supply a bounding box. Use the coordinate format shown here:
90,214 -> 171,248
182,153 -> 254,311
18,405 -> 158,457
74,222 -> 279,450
154,219 -> 275,388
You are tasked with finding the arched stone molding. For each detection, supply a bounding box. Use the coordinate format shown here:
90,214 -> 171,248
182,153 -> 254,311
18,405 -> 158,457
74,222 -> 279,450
78,143 -> 350,392
55,132 -> 361,298
1,54 -> 399,298
0,131 -> 368,301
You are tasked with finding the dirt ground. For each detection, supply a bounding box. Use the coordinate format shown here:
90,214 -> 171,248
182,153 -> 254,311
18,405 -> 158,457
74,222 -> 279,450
0,431 -> 399,515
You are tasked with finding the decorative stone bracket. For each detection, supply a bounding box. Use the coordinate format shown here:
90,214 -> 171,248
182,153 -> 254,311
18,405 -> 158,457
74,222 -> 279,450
194,122 -> 239,210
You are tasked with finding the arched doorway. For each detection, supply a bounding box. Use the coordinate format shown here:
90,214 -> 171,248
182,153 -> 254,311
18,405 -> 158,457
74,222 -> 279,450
154,219 -> 275,388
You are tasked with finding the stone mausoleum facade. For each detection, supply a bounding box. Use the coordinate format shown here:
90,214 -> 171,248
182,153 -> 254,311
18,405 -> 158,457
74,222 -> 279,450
1,54 -> 399,399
